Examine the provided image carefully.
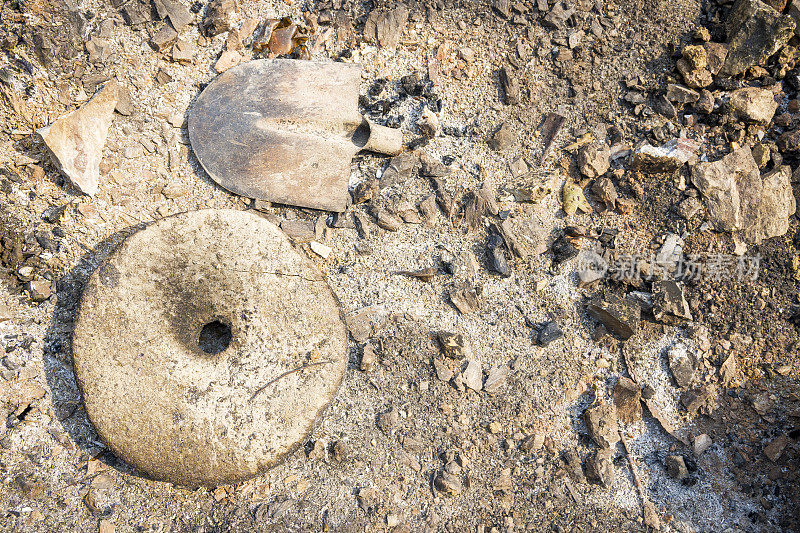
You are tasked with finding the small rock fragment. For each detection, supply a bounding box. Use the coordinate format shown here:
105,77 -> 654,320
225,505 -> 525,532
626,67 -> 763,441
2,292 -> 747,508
665,455 -> 688,480
488,233 -> 511,277
154,0 -> 193,31
418,107 -> 440,137
433,358 -> 454,382
380,153 -> 417,189
752,143 -> 770,168
376,407 -> 399,434
214,50 -> 241,73
562,450 -> 586,484
396,267 -> 435,284
576,250 -> 608,286
38,81 -> 118,196
719,353 -> 738,386
586,293 -> 641,340
462,359 -> 483,391
693,434 -> 712,456
667,343 -> 696,389
419,154 -> 450,177
434,462 -> 463,495
585,448 -> 614,487
309,241 -> 331,259
371,208 -> 402,231
632,138 -> 700,172
499,67 -> 520,105
584,403 -> 619,449
652,280 -> 692,323
520,432 -> 545,453
346,306 -> 379,342
449,283 -> 479,315
489,122 -> 514,151
729,87 -> 778,124
202,0 -> 237,36
462,191 -> 487,232
28,280 -> 52,302
437,332 -> 465,359
764,434 -> 790,462
537,321 -> 564,346
577,143 -> 611,178
151,23 -> 178,52
484,365 -> 509,393
499,216 -> 548,258
677,197 -> 703,220
666,84 -> 700,104
280,220 -> 316,242
613,376 -> 642,424
361,341 -> 377,371
592,177 -> 618,211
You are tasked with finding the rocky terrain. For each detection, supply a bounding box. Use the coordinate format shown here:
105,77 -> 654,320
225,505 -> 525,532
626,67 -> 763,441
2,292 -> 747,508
0,0 -> 799,531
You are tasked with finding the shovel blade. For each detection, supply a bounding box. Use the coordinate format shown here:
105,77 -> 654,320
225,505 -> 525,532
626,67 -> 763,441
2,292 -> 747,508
189,59 -> 365,212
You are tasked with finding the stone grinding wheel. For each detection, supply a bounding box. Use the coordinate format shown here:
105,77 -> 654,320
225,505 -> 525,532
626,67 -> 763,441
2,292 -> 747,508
72,209 -> 348,487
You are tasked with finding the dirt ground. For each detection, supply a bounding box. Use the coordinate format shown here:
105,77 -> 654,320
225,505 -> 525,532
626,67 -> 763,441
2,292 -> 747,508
0,0 -> 798,531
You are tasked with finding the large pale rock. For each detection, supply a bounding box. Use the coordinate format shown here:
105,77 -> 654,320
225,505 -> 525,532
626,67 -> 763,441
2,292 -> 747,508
72,210 -> 348,486
38,81 -> 118,196
691,147 -> 796,245
743,165 -> 796,244
691,147 -> 762,233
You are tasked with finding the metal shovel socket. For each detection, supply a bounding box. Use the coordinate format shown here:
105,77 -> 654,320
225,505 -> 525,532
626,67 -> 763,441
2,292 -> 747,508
188,59 -> 403,212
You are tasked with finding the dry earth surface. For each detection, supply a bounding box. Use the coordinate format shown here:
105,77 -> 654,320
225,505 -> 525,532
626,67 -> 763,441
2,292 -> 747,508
0,0 -> 798,532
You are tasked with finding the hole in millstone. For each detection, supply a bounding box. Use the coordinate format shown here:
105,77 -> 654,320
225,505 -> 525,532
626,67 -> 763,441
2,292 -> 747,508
198,320 -> 232,355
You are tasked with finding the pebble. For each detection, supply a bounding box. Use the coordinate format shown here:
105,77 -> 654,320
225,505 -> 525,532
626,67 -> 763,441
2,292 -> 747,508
519,432 -> 545,453
361,341 -> 377,371
462,359 -> 483,391
488,233 -> 511,277
434,461 -> 463,495
433,358 -> 454,382
537,321 -> 563,346
764,434 -> 790,462
484,365 -> 509,393
28,279 -> 52,302
667,343 -> 696,389
214,50 -> 242,73
309,241 -> 332,258
418,106 -> 440,137
376,407 -> 399,434
693,434 -> 713,456
449,283 -> 479,315
489,122 -> 514,151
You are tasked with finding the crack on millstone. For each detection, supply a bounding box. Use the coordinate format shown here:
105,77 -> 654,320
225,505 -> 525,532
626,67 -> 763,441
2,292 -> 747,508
250,360 -> 333,400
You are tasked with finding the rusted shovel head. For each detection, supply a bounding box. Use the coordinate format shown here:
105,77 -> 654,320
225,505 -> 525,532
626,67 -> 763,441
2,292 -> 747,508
190,59 -> 396,212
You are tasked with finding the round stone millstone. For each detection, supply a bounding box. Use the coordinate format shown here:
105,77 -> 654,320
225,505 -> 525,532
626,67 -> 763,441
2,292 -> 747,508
72,209 -> 348,487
